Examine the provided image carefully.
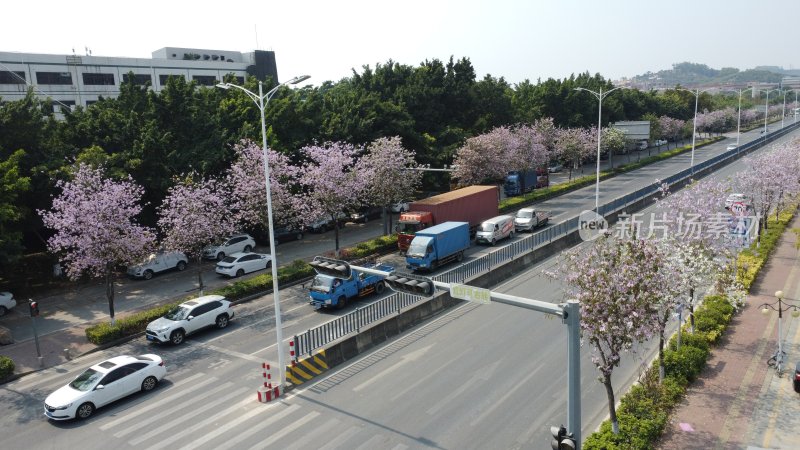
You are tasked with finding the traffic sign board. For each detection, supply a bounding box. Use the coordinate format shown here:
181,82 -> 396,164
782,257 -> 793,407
450,284 -> 491,304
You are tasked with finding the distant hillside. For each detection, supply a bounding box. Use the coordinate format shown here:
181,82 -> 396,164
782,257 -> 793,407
629,62 -> 789,88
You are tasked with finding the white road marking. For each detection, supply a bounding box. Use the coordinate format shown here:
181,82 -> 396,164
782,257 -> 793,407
282,418 -> 341,450
354,434 -> 390,450
246,410 -> 320,450
352,345 -> 432,392
127,387 -> 249,447
99,372 -> 209,430
112,381 -> 233,437
426,360 -> 500,416
316,425 -> 361,450
205,344 -> 264,363
184,403 -> 302,450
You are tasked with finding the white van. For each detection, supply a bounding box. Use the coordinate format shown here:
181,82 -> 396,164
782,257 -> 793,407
476,215 -> 515,245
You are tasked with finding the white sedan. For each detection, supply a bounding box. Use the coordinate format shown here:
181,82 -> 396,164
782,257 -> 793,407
44,354 -> 166,420
215,252 -> 272,278
0,292 -> 16,317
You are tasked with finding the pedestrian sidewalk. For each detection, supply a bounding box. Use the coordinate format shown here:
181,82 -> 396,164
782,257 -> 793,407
657,215 -> 800,449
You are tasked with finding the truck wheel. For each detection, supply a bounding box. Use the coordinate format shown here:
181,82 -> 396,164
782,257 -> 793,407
176,261 -> 187,271
490,238 -> 496,246
143,270 -> 153,280
456,251 -> 464,262
375,281 -> 386,295
337,296 -> 347,310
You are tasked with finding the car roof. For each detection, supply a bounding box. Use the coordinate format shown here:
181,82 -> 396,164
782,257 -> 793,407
90,355 -> 141,373
179,295 -> 226,308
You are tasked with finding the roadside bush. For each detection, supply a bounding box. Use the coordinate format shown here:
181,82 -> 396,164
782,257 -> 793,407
664,345 -> 708,385
85,301 -> 179,345
0,356 -> 14,379
213,259 -> 315,300
668,329 -> 710,353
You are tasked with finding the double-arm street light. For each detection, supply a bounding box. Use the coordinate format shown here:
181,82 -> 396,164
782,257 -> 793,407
760,290 -> 800,374
763,88 -> 781,139
216,74 -> 310,388
574,86 -> 625,212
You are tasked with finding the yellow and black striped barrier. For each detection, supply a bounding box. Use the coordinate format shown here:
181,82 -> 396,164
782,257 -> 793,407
286,350 -> 328,386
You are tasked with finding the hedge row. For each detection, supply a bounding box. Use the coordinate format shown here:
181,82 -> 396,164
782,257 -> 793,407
0,356 -> 14,380
582,203 -> 796,449
499,137 -> 724,213
85,234 -> 399,345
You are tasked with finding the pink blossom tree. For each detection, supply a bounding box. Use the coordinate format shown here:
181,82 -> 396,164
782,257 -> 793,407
510,124 -> 549,171
358,136 -> 422,235
552,235 -> 661,434
158,175 -> 235,295
555,127 -> 594,181
225,140 -> 305,229
658,116 -> 686,149
451,126 -> 519,185
297,142 -> 370,256
39,164 -> 155,324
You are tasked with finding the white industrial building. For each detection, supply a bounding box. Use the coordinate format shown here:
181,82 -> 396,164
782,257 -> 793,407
0,47 -> 278,111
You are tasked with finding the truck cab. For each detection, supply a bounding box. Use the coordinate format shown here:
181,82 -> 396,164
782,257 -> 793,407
308,263 -> 394,310
396,211 -> 433,252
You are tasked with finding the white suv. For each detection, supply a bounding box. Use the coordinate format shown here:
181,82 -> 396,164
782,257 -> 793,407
145,295 -> 234,345
203,234 -> 256,260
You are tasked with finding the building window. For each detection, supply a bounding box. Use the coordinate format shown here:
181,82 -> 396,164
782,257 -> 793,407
85,100 -> 97,107
236,76 -> 244,85
36,72 -> 73,85
122,74 -> 152,86
193,75 -> 217,86
82,73 -> 115,85
53,100 -> 76,113
159,74 -> 185,85
0,71 -> 26,84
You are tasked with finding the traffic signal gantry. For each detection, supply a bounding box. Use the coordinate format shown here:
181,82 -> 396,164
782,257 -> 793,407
310,256 -> 583,449
551,424 -> 577,450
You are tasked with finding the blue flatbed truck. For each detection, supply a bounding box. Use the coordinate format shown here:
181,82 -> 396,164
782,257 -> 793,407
406,221 -> 470,271
309,262 -> 394,310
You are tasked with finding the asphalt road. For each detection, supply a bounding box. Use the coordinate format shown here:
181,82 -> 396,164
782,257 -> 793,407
0,125 -> 796,449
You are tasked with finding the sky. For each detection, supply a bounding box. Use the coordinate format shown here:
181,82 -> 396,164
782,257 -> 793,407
4,0 -> 799,87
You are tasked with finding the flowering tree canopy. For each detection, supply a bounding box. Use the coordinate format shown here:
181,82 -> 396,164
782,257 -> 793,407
39,164 -> 155,322
158,175 -> 235,295
225,140 -> 303,228
555,127 -> 594,181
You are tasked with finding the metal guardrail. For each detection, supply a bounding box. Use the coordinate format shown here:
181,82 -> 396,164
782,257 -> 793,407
292,122 -> 800,357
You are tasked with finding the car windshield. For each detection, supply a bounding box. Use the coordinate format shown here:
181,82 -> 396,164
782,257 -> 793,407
479,223 -> 496,232
408,237 -> 432,258
221,256 -> 237,263
397,222 -> 421,234
310,276 -> 333,293
69,368 -> 103,391
164,306 -> 190,321
516,210 -> 533,219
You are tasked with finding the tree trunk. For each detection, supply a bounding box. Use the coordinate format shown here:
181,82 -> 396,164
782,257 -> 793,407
603,373 -> 619,434
105,264 -> 116,326
334,220 -> 341,259
659,332 -> 665,383
689,287 -> 695,334
197,255 -> 205,296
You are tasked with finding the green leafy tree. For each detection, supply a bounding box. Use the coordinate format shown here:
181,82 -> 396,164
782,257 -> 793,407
0,150 -> 30,266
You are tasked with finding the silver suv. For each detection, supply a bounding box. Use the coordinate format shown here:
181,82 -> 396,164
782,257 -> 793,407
202,234 -> 256,260
146,295 -> 234,345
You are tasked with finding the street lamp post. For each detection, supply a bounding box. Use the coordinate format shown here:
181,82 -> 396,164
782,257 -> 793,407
763,88 -> 781,140
676,87 -> 716,175
781,90 -> 787,129
216,75 -> 310,388
574,86 -> 624,212
734,87 -> 755,149
760,290 -> 800,374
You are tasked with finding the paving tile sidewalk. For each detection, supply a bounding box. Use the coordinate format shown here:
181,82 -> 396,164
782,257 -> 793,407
657,216 -> 800,450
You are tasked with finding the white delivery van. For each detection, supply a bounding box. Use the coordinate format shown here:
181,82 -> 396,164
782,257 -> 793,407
476,215 -> 515,245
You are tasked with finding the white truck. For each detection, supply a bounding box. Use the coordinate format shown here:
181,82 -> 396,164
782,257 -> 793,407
127,251 -> 188,280
513,207 -> 550,232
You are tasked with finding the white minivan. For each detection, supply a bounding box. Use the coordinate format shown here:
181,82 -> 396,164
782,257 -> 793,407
476,215 -> 515,245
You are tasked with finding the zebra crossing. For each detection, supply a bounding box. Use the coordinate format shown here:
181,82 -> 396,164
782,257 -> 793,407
8,365 -> 422,449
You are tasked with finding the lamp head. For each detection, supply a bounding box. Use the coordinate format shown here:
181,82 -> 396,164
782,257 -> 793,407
792,310 -> 800,318
761,307 -> 770,316
776,290 -> 784,299
215,83 -> 231,90
289,75 -> 311,84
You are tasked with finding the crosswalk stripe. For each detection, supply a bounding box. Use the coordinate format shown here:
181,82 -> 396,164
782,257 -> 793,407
112,381 -> 233,438
317,425 -> 361,450
354,434 -> 389,450
282,418 -> 341,450
132,391 -> 251,450
175,402 -> 296,450
98,372 -> 209,430
391,444 -> 409,450
248,411 -> 320,450
209,405 -> 300,450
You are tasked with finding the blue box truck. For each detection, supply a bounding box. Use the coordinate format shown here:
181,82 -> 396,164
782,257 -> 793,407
504,170 -> 538,196
309,262 -> 395,310
406,221 -> 470,271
